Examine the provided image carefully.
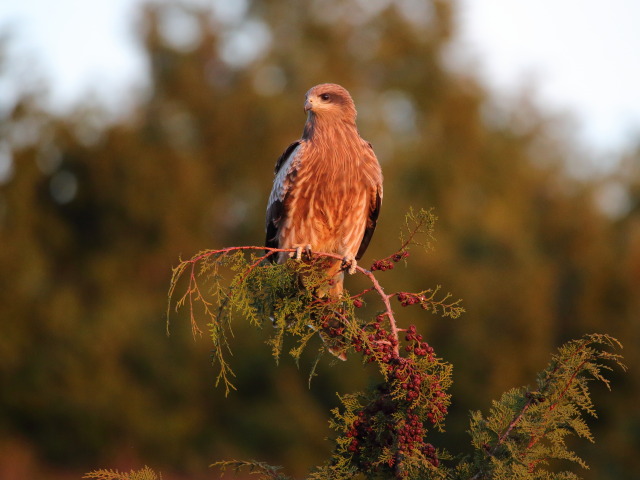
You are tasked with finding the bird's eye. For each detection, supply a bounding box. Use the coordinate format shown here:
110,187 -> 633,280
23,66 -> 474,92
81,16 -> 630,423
319,93 -> 331,101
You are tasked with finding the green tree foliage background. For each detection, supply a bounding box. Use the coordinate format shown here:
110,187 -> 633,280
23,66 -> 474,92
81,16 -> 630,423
1,0 -> 638,478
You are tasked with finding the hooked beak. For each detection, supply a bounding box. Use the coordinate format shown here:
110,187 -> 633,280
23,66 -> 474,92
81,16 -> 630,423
304,98 -> 313,112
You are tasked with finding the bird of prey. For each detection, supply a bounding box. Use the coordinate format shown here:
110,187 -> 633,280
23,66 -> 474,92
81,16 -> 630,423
265,83 -> 383,302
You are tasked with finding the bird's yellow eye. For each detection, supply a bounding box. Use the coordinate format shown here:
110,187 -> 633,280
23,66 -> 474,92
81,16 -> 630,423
320,93 -> 331,101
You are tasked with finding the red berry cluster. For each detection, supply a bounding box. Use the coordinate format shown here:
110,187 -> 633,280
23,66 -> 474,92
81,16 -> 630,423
392,251 -> 410,262
343,387 -> 400,468
340,320 -> 449,477
320,315 -> 344,336
352,321 -> 398,364
397,413 -> 439,468
346,410 -> 373,454
385,355 -> 448,425
371,258 -> 394,271
403,324 -> 435,360
371,250 -> 409,271
396,292 -> 431,309
351,323 -> 447,415
346,404 -> 441,474
421,443 -> 439,468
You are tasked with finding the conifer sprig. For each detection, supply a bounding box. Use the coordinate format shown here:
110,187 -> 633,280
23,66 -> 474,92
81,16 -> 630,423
163,209 -> 463,477
462,333 -> 625,480
166,208 -> 460,393
83,466 -> 161,480
160,209 -> 624,480
211,459 -> 290,480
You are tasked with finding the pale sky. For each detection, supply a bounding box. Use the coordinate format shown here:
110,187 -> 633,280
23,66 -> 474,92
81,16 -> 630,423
1,0 -> 639,156
455,0 -> 640,155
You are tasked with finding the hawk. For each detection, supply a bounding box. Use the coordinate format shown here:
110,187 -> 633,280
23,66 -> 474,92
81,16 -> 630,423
265,83 -> 383,300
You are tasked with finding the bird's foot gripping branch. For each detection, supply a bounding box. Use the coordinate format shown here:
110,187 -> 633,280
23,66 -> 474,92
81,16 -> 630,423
158,208 -> 625,480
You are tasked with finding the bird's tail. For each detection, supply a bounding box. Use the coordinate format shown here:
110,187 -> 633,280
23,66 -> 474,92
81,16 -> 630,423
314,260 -> 348,360
316,259 -> 345,298
271,256 -> 349,360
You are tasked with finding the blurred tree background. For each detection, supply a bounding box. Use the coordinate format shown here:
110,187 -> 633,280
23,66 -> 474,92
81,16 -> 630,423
1,0 -> 638,479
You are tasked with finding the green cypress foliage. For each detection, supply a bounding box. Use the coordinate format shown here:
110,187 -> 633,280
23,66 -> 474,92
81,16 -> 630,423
154,210 -> 624,479
83,466 -> 161,480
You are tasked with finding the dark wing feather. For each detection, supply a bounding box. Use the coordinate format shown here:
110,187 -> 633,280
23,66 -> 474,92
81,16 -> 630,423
274,141 -> 300,175
265,141 -> 300,260
265,199 -> 283,251
355,186 -> 382,260
355,141 -> 383,260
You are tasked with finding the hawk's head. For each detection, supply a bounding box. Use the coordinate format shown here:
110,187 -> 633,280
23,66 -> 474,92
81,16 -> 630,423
304,83 -> 357,122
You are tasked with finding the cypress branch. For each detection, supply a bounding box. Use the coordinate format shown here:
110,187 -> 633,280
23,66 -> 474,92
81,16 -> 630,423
83,466 -> 161,480
80,208 -> 625,480
463,334 -> 625,480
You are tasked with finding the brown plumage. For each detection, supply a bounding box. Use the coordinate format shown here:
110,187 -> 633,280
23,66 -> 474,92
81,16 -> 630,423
265,83 -> 383,300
